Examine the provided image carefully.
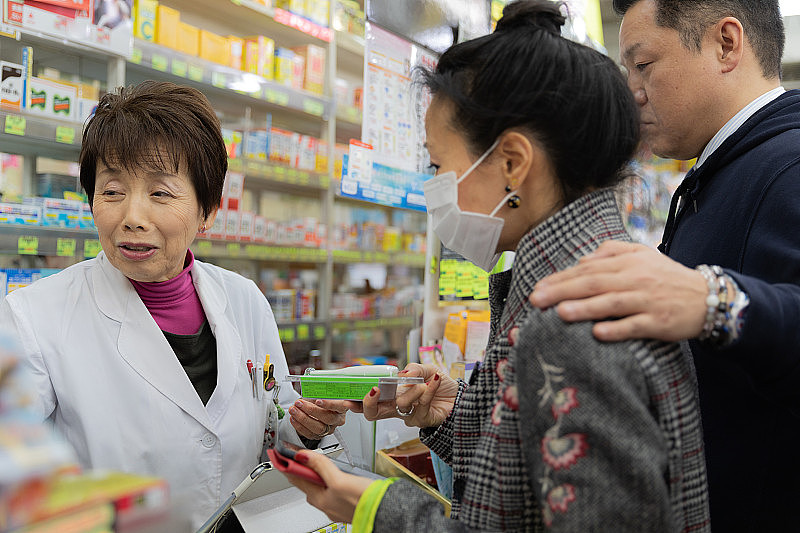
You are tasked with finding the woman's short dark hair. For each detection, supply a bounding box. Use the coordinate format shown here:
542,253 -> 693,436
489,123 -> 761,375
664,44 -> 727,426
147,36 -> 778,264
613,0 -> 784,80
79,81 -> 227,219
420,0 -> 640,204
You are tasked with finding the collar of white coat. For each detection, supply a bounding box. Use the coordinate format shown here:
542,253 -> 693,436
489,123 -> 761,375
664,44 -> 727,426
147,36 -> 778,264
92,250 -> 228,322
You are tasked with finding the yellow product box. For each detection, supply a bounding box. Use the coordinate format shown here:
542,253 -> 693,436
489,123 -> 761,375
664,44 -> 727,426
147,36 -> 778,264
244,36 -> 275,79
155,5 -> 179,49
277,0 -> 305,16
315,140 -> 328,173
305,0 -> 329,27
177,22 -> 200,56
133,0 -> 158,41
227,35 -> 245,70
291,44 -> 326,95
290,53 -> 305,91
199,30 -> 229,65
274,47 -> 295,87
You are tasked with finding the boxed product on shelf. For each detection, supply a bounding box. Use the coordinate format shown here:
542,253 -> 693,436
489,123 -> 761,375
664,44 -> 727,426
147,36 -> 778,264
244,36 -> 275,79
222,171 -> 245,211
79,202 -> 94,229
274,47 -> 295,87
276,0 -> 306,17
305,0 -> 330,27
176,22 -> 200,56
199,30 -> 230,65
207,209 -> 226,239
0,202 -> 41,225
290,53 -> 305,91
23,197 -> 82,228
1,61 -> 24,110
27,77 -> 76,122
316,140 -> 329,173
227,35 -> 245,70
291,44 -> 325,95
245,129 -> 270,161
224,209 -> 239,240
296,288 -> 316,320
269,127 -> 299,166
155,5 -> 179,49
238,211 -> 254,242
296,135 -> 318,170
222,128 -> 243,159
133,0 -> 158,41
266,289 -> 295,321
253,215 -> 267,242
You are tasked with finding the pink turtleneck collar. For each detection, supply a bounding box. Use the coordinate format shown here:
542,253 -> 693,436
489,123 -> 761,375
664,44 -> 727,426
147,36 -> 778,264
129,250 -> 207,335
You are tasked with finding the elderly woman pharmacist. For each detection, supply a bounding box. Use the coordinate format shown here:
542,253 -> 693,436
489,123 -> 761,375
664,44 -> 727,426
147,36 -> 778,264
283,1 -> 711,531
0,81 -> 345,528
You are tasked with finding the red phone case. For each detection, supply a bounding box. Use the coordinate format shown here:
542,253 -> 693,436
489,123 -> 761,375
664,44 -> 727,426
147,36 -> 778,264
267,448 -> 326,487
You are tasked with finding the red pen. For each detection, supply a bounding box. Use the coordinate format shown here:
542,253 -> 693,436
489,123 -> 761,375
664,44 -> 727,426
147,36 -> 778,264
247,359 -> 253,373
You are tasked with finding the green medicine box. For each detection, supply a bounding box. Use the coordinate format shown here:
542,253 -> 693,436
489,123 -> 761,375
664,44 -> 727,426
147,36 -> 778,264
285,375 -> 424,401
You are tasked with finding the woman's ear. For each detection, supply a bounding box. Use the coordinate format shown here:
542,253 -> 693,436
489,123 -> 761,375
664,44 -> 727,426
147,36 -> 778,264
497,131 -> 535,189
201,207 -> 219,232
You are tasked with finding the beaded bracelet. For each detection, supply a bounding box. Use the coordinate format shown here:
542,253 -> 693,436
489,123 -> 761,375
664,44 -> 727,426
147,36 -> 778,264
695,265 -> 749,348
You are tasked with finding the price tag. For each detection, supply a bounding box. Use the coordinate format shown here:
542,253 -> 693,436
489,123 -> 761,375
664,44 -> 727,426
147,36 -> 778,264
171,59 -> 188,77
226,242 -> 241,256
284,328 -> 296,342
264,88 -> 289,106
130,47 -> 143,64
18,236 -> 38,255
4,115 -> 26,136
296,324 -> 310,340
188,65 -> 204,82
302,98 -> 324,116
151,53 -> 168,72
55,125 -> 75,144
211,72 -> 226,88
195,240 -> 212,254
57,238 -> 76,257
320,175 -> 330,188
84,239 -> 102,258
313,325 -> 326,339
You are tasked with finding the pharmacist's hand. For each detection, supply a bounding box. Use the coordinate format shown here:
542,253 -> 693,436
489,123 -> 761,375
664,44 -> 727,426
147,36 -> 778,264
529,241 -> 707,342
289,399 -> 348,440
345,364 -> 458,428
285,450 -> 374,524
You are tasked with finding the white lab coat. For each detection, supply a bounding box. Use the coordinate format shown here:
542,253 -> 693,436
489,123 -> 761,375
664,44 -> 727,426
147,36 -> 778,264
0,251 -> 302,529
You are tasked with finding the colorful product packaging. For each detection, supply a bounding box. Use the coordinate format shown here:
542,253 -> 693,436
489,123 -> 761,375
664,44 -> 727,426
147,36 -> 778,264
274,47 -> 295,87
296,135 -> 318,170
245,129 -> 270,161
176,22 -> 200,56
1,62 -> 24,110
244,36 -> 275,79
27,77 -> 76,121
155,5 -> 179,49
290,53 -> 305,91
0,202 -> 41,225
133,0 -> 158,41
291,44 -> 326,95
199,30 -> 230,65
238,211 -> 254,242
305,0 -> 330,27
227,36 -> 245,70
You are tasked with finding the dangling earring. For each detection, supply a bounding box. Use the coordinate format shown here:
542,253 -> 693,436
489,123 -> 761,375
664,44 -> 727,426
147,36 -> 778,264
505,185 -> 512,193
199,224 -> 207,233
507,195 -> 521,208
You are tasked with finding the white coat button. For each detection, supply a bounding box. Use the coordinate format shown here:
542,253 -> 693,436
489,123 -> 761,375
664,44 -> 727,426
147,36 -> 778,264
201,433 -> 216,448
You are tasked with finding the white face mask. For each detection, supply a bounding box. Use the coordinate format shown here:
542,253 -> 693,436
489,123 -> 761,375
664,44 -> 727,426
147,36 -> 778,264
423,139 -> 519,272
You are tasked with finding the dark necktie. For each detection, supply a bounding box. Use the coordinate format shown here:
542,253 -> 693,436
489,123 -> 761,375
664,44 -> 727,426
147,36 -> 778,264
658,166 -> 699,255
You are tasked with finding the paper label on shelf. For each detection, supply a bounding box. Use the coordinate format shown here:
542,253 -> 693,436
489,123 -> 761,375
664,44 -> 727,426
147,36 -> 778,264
313,325 -> 326,339
57,238 -> 77,257
130,47 -> 143,65
302,98 -> 324,116
296,324 -> 310,340
211,72 -> 226,88
55,125 -> 75,144
84,239 -> 102,258
188,65 -> 204,82
171,59 -> 188,78
151,53 -> 168,72
4,114 -> 26,136
18,236 -> 38,255
195,240 -> 212,254
226,243 -> 240,256
265,88 -> 289,106
284,328 -> 295,342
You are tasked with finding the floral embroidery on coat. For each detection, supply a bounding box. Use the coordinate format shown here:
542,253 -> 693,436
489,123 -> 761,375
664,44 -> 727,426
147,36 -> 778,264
535,353 -> 588,525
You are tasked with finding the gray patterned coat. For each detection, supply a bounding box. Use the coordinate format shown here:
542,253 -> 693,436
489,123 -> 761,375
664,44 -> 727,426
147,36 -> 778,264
373,189 -> 710,532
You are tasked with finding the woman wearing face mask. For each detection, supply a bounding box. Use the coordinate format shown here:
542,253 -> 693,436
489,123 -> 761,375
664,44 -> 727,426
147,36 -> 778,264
282,1 -> 711,531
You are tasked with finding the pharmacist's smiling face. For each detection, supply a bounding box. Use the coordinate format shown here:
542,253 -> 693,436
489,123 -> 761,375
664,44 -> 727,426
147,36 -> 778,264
92,153 -> 213,282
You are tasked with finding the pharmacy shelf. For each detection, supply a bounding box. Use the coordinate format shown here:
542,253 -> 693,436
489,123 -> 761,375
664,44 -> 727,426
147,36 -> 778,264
276,320 -> 328,343
129,39 -> 332,120
192,240 -> 328,263
0,22 -> 129,60
336,31 -> 365,76
0,225 -> 100,259
332,250 -> 426,267
228,158 -> 330,193
330,316 -> 415,332
161,0 -> 332,48
0,110 -> 83,158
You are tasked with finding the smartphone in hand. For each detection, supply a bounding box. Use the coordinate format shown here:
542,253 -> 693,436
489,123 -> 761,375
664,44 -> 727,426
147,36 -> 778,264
267,440 -> 326,486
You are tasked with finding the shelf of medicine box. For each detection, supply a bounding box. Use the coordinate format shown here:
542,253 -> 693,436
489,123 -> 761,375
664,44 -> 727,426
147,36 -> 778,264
334,106 -> 362,144
227,158 -> 330,191
128,39 -> 332,120
161,0 -> 333,48
191,240 -> 329,264
275,320 -> 329,343
0,110 -> 83,158
0,21 -> 127,61
330,316 -> 416,332
0,225 -> 101,259
331,250 -> 426,267
436,299 -> 490,310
